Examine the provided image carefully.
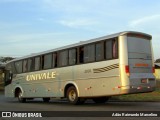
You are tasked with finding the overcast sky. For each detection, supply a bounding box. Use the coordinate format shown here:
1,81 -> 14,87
0,0 -> 160,59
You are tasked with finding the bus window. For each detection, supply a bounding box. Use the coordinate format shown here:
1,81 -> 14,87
43,54 -> 52,69
15,61 -> 22,73
96,42 -> 104,61
23,60 -> 28,72
28,58 -> 34,72
105,40 -> 112,60
53,53 -> 57,68
35,57 -> 40,71
79,47 -> 84,63
113,39 -> 118,59
69,48 -> 77,65
58,50 -> 68,67
84,44 -> 95,63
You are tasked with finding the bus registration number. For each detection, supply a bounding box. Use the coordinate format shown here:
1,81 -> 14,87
141,79 -> 148,83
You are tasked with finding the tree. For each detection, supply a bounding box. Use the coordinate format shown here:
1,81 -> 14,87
155,58 -> 160,63
0,57 -> 15,63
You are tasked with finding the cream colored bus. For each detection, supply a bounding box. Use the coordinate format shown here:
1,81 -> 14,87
4,31 -> 156,104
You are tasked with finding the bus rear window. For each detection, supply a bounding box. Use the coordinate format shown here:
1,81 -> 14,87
127,37 -> 151,54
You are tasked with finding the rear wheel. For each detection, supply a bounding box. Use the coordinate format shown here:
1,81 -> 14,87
92,97 -> 109,104
17,90 -> 26,103
43,98 -> 50,102
67,86 -> 85,105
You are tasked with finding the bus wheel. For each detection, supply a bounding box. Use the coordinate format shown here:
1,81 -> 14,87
17,90 -> 26,103
92,97 -> 109,104
43,98 -> 50,102
67,86 -> 85,105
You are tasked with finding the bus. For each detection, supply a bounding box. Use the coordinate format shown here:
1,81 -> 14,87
4,31 -> 156,104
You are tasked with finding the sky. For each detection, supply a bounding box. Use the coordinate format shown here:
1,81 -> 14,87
0,0 -> 160,59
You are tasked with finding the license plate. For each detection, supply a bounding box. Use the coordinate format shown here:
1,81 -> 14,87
141,79 -> 147,83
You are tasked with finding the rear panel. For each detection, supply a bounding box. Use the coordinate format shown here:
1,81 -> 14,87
128,36 -> 155,84
120,33 -> 156,94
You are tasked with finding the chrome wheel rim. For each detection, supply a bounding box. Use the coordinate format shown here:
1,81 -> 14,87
69,90 -> 76,102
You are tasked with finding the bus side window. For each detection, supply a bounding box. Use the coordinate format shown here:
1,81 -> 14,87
15,61 -> 23,74
35,57 -> 41,71
28,58 -> 34,72
96,42 -> 104,61
58,50 -> 68,67
23,59 -> 28,72
79,47 -> 84,63
11,62 -> 16,74
53,53 -> 57,68
105,39 -> 112,60
84,44 -> 95,63
113,39 -> 118,59
43,54 -> 52,69
69,48 -> 77,65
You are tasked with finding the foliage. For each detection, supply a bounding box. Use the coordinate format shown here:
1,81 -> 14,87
0,57 -> 15,63
155,58 -> 160,63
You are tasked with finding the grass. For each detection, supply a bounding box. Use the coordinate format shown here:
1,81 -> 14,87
111,89 -> 160,102
111,80 -> 160,102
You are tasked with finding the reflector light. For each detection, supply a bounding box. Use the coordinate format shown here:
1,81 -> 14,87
125,65 -> 129,73
152,67 -> 155,73
137,87 -> 142,90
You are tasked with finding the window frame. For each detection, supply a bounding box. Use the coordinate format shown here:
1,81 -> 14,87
27,57 -> 35,72
34,56 -> 41,71
15,60 -> 23,74
58,50 -> 69,67
22,59 -> 28,73
95,41 -> 104,62
84,43 -> 95,63
12,37 -> 119,73
69,48 -> 77,66
53,52 -> 58,68
42,53 -> 53,70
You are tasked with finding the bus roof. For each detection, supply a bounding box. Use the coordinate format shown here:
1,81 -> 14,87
8,31 -> 152,63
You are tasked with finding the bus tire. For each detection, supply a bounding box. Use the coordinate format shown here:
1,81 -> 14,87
17,90 -> 26,103
67,86 -> 85,105
92,97 -> 109,104
43,98 -> 50,102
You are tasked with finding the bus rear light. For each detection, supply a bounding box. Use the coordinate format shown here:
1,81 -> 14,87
152,67 -> 155,73
130,86 -> 134,89
137,86 -> 142,90
125,65 -> 130,74
114,86 -> 122,89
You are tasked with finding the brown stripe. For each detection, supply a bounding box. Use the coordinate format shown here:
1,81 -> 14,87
93,64 -> 119,73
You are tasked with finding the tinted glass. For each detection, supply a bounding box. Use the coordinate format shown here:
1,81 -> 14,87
59,50 -> 68,66
43,54 -> 52,69
96,42 -> 104,61
84,44 -> 95,63
69,49 -> 77,65
15,61 -> 22,73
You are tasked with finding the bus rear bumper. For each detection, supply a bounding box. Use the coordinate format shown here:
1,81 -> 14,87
120,85 -> 156,95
